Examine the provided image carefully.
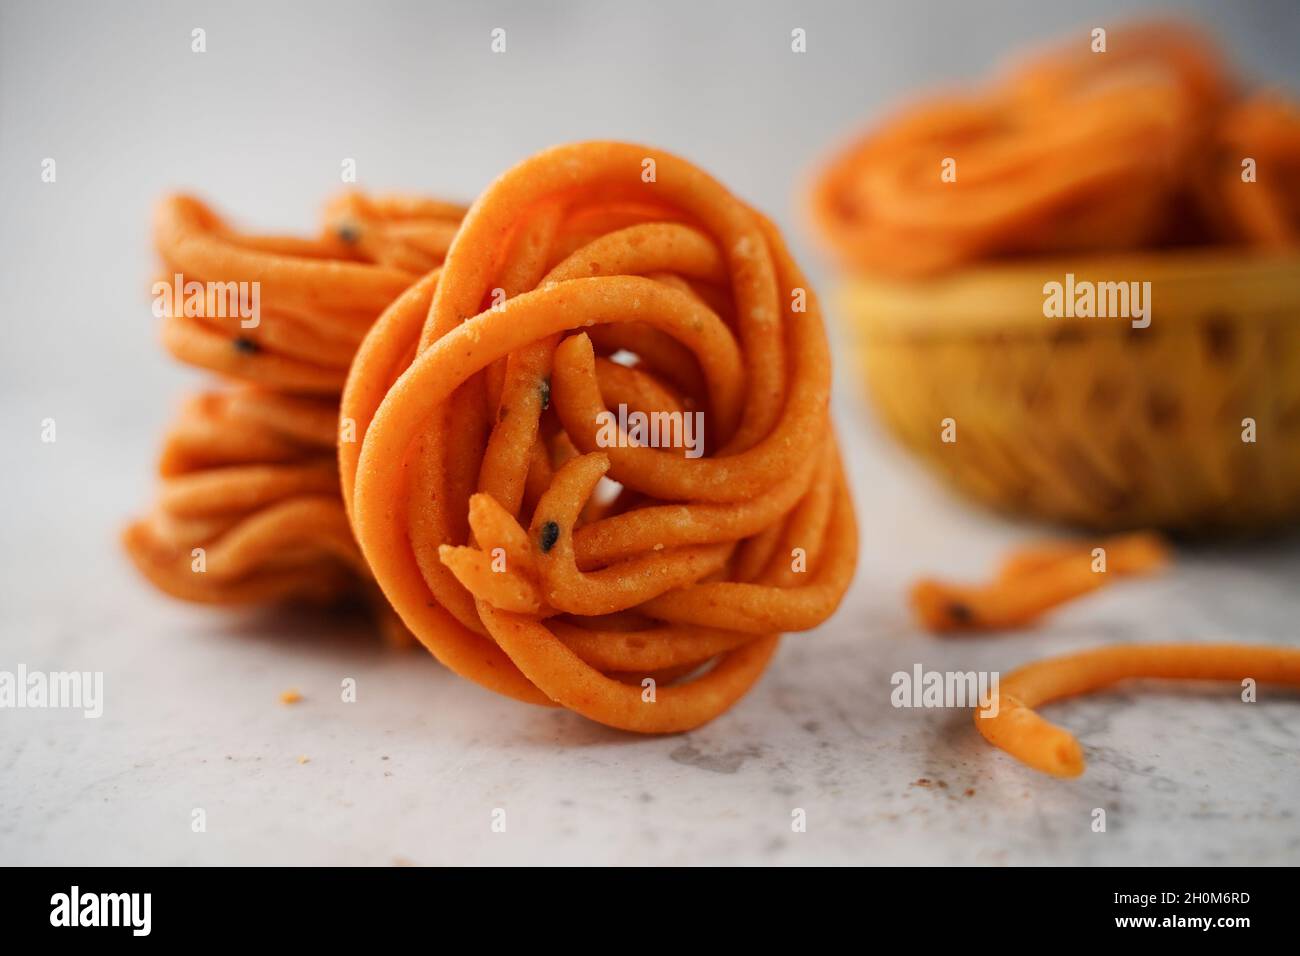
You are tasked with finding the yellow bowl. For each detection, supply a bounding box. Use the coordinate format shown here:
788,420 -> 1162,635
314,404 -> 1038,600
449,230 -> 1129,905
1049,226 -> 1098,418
841,248 -> 1300,533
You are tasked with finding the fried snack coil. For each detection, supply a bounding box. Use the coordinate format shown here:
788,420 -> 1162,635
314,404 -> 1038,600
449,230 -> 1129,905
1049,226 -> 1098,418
124,387 -> 412,646
154,194 -> 462,393
811,21 -> 1233,276
974,643 -> 1300,777
342,141 -> 858,732
125,387 -> 360,603
1201,93 -> 1300,246
322,192 -> 469,273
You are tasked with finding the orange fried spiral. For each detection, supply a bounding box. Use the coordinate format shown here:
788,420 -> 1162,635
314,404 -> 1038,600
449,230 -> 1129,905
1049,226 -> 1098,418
811,20 -> 1238,276
154,193 -> 463,393
124,387 -> 362,603
123,386 -> 413,645
1200,92 -> 1300,246
341,141 -> 858,732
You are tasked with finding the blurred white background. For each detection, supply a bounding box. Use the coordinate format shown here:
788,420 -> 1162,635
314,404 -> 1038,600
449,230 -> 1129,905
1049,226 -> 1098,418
3,0 -> 1299,540
3,1 -> 1299,865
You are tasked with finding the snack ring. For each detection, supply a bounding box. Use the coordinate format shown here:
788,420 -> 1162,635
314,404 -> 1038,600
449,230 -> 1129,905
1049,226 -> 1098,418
811,21 -> 1231,277
1204,93 -> 1300,246
342,141 -> 859,732
123,386 -> 413,645
153,193 -> 461,393
124,387 -> 364,604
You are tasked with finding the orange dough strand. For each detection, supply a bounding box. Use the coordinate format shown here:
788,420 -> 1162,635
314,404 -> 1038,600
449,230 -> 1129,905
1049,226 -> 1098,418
123,386 -> 413,647
910,533 -> 1169,633
975,644 -> 1300,777
153,193 -> 461,394
342,141 -> 858,730
129,188 -> 462,642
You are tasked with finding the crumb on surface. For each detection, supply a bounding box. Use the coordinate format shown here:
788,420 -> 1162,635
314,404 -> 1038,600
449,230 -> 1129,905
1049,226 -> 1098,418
280,689 -> 303,705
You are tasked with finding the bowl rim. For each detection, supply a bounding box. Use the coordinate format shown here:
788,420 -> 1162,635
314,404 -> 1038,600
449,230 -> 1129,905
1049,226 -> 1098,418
839,246 -> 1300,337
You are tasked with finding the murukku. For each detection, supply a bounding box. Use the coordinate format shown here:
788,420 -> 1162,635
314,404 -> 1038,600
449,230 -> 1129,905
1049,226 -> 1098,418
131,190 -> 463,642
154,192 -> 462,393
975,643 -> 1300,776
123,386 -> 412,646
811,20 -> 1244,276
1198,92 -> 1300,246
342,141 -> 858,731
124,387 -> 361,602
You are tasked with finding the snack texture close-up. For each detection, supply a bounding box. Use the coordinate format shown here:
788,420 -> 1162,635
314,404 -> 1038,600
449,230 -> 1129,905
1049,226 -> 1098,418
4,0 -> 1300,885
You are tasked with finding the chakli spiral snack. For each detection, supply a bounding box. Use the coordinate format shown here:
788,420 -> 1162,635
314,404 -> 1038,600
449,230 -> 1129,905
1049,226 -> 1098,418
154,193 -> 464,394
974,644 -> 1300,777
811,21 -> 1238,276
123,386 -> 414,645
342,141 -> 858,732
1200,92 -> 1300,246
124,386 -> 362,604
131,190 -> 464,641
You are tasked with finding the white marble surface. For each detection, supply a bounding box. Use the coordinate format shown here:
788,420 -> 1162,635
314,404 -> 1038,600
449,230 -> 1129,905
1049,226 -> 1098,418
3,0 -> 1299,867
4,389 -> 1299,866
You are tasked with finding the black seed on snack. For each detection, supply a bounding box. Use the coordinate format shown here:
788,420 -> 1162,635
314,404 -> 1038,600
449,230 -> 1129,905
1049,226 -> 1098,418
233,336 -> 261,354
946,601 -> 973,625
338,223 -> 360,244
539,521 -> 560,553
539,377 -> 551,411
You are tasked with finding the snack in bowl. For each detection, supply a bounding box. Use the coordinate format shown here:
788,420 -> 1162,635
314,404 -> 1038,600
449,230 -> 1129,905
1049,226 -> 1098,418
812,20 -> 1300,532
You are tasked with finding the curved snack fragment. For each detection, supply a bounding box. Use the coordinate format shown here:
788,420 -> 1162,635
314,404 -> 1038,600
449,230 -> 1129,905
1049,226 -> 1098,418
910,533 -> 1169,633
975,643 -> 1300,776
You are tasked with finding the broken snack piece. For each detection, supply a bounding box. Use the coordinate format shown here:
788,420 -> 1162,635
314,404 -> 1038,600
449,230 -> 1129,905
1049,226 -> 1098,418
974,643 -> 1300,776
910,532 -> 1169,633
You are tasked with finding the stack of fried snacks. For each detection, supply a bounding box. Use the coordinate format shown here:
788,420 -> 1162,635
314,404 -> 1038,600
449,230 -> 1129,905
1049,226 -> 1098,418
343,141 -> 858,731
128,193 -> 464,642
811,20 -> 1300,276
1200,92 -> 1300,246
123,387 -> 362,603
